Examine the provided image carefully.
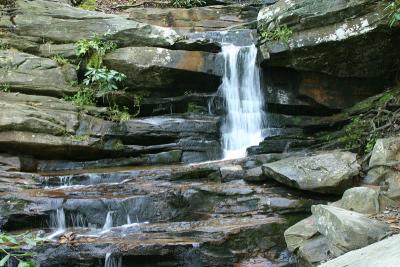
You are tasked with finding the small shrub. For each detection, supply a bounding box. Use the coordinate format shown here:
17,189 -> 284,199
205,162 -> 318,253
75,36 -> 116,69
79,0 -> 96,10
0,41 -> 10,50
108,104 -> 130,122
64,87 -> 96,106
260,24 -> 293,43
170,0 -> 205,8
83,67 -> 126,92
51,55 -> 69,66
0,232 -> 47,267
385,0 -> 400,27
0,84 -> 10,92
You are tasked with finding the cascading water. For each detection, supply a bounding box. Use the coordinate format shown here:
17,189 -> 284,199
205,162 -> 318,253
102,211 -> 113,232
219,44 -> 265,159
48,208 -> 66,239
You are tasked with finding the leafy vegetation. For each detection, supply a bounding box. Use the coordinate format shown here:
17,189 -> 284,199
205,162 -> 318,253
83,67 -> 126,92
259,24 -> 293,43
63,36 -> 138,122
75,36 -> 116,69
108,104 -> 130,122
170,0 -> 205,8
385,0 -> 400,27
0,84 -> 10,92
0,41 -> 10,50
51,55 -> 69,66
64,87 -> 96,107
79,0 -> 97,10
0,232 -> 47,267
318,86 -> 400,155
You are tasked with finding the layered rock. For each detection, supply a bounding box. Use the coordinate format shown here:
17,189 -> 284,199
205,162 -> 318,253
126,5 -> 259,32
257,0 -> 400,78
0,50 -> 77,97
104,47 -> 222,92
0,0 -> 179,48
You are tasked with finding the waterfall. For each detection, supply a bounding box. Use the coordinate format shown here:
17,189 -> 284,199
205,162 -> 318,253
102,211 -> 113,231
219,44 -> 265,159
48,208 -> 66,239
105,253 -> 122,267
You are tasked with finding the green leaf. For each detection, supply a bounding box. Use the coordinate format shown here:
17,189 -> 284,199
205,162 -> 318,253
0,255 -> 10,267
17,260 -> 35,267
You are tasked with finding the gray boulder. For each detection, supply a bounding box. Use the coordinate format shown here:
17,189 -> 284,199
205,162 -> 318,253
366,137 -> 400,195
284,215 -> 318,252
338,186 -> 380,214
311,205 -> 390,252
262,151 -> 360,193
320,234 -> 400,267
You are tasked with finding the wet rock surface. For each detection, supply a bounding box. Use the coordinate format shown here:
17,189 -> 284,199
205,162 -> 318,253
262,151 -> 360,194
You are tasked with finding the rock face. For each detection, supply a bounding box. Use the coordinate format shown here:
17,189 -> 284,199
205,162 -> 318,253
0,50 -> 77,97
0,0 -> 179,47
320,234 -> 400,267
104,47 -> 222,92
366,136 -> 400,195
312,205 -> 390,252
0,92 -> 220,163
338,186 -> 380,214
257,0 -> 400,78
126,5 -> 259,32
262,151 -> 360,193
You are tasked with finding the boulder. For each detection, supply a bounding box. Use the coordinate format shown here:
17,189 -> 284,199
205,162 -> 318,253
1,0 -> 179,47
338,186 -> 380,214
296,235 -> 331,267
219,165 -> 244,182
366,137 -> 400,195
320,234 -> 400,267
0,50 -> 77,97
262,151 -> 360,193
257,0 -> 400,78
103,47 -> 222,92
284,215 -> 318,252
311,205 -> 390,252
244,166 -> 264,182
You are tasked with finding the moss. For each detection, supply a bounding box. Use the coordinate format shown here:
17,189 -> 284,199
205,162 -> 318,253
71,134 -> 90,142
79,0 -> 96,10
187,102 -> 207,113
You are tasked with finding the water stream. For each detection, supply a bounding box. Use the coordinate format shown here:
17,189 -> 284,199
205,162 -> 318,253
219,44 -> 265,159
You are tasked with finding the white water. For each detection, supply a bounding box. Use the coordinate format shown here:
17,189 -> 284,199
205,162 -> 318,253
219,44 -> 265,159
48,208 -> 66,239
105,253 -> 122,267
102,211 -> 113,232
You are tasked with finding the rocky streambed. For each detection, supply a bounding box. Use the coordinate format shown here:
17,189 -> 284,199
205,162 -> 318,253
1,0 -> 400,266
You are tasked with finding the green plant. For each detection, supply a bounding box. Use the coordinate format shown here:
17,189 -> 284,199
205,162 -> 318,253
79,0 -> 96,10
0,232 -> 47,267
0,84 -> 10,92
83,67 -> 126,92
260,24 -> 293,43
0,41 -> 10,50
64,87 -> 96,106
108,104 -> 130,122
170,0 -> 205,8
385,0 -> 400,27
51,55 -> 69,66
75,36 -> 116,69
